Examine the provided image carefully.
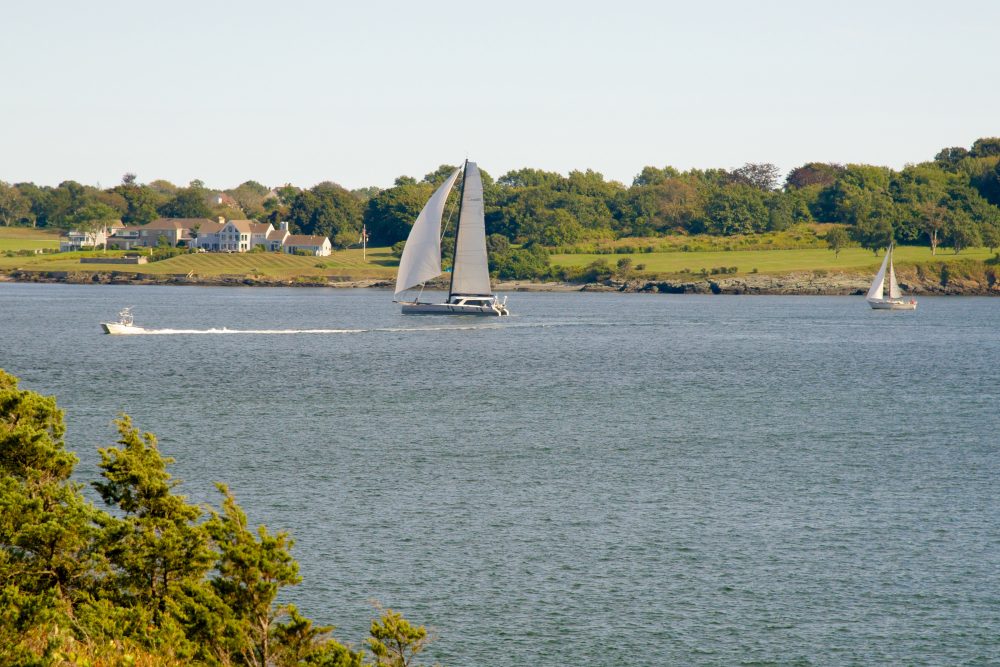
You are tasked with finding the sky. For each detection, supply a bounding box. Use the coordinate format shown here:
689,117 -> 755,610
2,0 -> 998,191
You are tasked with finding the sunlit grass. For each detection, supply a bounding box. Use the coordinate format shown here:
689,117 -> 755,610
0,246 -> 399,279
0,228 -> 60,251
550,246 -> 998,276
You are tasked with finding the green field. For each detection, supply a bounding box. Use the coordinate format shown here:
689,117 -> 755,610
1,224 -> 996,282
0,244 -> 398,280
549,245 -> 998,276
0,228 -> 60,252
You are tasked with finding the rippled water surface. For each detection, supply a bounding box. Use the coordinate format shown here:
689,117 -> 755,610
2,283 -> 998,665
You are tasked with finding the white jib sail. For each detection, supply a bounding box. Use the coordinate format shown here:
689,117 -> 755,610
866,248 -> 891,300
887,249 -> 902,299
450,162 -> 493,296
394,168 -> 461,296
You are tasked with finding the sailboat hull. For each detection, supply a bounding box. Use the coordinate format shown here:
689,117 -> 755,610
400,301 -> 507,316
867,298 -> 917,310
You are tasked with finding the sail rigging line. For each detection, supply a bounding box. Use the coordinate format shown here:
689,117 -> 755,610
447,160 -> 469,300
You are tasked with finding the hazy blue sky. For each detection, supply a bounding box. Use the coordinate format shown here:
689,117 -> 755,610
3,0 -> 997,190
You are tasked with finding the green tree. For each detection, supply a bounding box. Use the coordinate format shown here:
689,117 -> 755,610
159,187 -> 212,218
287,183 -> 363,248
701,184 -> 769,235
364,182 -> 435,246
0,182 -> 31,226
731,162 -> 780,191
824,226 -> 850,257
943,213 -> 981,254
205,484 -> 362,667
91,416 -> 215,656
228,181 -> 270,218
784,162 -> 844,189
970,137 -> 1000,158
0,370 -> 99,664
981,214 -> 1000,252
919,202 -> 949,255
367,607 -> 433,667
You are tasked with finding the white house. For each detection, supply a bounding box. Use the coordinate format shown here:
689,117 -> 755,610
60,228 -> 109,251
283,234 -> 332,256
183,217 -> 331,255
189,219 -> 225,251
265,221 -> 290,250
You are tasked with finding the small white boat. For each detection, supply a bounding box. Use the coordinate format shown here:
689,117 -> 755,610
100,307 -> 147,334
394,161 -> 509,316
866,244 -> 917,310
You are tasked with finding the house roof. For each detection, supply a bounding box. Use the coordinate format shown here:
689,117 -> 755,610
266,228 -> 288,241
224,219 -> 255,233
142,218 -> 213,230
196,221 -> 225,235
284,234 -> 329,246
250,222 -> 272,234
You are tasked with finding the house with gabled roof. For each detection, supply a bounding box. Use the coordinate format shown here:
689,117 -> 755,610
135,218 -> 212,247
283,234 -> 332,257
265,221 -> 290,250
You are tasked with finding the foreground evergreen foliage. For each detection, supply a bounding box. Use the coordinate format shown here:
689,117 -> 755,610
0,370 -> 434,667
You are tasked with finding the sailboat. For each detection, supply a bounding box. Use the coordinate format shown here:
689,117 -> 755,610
394,161 -> 509,315
866,244 -> 917,310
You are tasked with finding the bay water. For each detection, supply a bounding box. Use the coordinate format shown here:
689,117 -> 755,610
2,283 -> 998,665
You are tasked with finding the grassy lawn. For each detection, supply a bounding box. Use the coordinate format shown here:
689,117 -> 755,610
0,228 -> 60,252
550,245 -> 998,276
0,246 -> 398,280
1,230 -> 995,282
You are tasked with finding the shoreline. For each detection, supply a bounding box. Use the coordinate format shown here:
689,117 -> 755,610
3,269 -> 998,296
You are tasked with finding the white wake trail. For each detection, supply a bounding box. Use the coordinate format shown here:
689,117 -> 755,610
112,320 -> 592,336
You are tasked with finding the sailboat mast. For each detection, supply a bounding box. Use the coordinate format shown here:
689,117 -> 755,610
447,159 -> 468,299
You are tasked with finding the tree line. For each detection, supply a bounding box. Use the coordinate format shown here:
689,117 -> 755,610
2,138 -> 999,262
0,369 -> 434,667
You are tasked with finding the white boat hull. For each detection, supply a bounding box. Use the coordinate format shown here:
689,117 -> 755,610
400,301 -> 508,316
867,298 -> 917,310
101,322 -> 149,334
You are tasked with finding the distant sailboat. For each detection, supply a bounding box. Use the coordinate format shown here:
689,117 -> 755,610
394,161 -> 509,315
866,244 -> 917,310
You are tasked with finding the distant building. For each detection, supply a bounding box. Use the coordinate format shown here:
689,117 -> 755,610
134,218 -> 211,247
106,225 -> 141,250
283,234 -> 332,257
102,216 -> 332,255
265,221 -> 290,250
60,227 -> 109,251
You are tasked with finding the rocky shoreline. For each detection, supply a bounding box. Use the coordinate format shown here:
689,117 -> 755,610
3,268 -> 998,296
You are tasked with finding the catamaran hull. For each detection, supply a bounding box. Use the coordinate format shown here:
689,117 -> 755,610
400,302 -> 507,316
101,323 -> 149,334
867,299 -> 917,311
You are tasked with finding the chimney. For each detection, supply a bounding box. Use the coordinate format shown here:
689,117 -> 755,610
280,221 -> 289,232
218,216 -> 225,224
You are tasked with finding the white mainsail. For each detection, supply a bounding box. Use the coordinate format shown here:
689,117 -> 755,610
887,249 -> 902,299
449,162 -> 493,297
866,248 -> 891,300
394,168 -> 461,296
